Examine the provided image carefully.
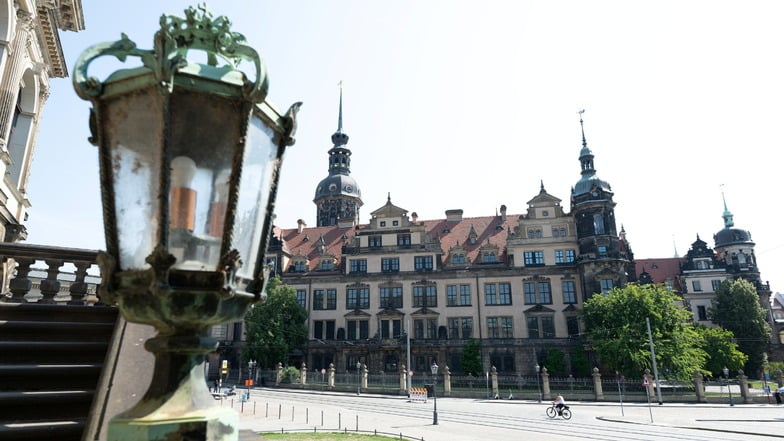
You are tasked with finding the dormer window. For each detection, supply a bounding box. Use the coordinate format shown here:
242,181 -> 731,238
527,229 -> 542,239
320,259 -> 334,271
451,253 -> 466,264
481,252 -> 496,263
393,220 -> 399,226
380,221 -> 386,227
368,235 -> 382,248
293,261 -> 307,272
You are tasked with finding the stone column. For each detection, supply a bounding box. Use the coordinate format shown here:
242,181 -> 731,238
400,364 -> 407,393
592,367 -> 604,401
328,363 -> 336,389
275,362 -> 283,386
541,367 -> 551,401
738,370 -> 750,404
693,370 -> 706,403
491,366 -> 499,399
361,364 -> 368,390
300,362 -> 307,385
444,366 -> 452,397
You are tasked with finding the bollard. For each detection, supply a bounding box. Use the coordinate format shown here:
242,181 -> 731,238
306,408 -> 309,424
241,401 -> 244,413
231,399 -> 234,408
321,410 -> 324,426
254,401 -> 256,415
266,402 -> 269,417
291,406 -> 294,421
278,404 -> 282,419
356,415 -> 358,431
339,413 -> 341,429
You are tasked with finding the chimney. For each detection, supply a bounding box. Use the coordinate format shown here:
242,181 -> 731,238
445,209 -> 463,222
500,205 -> 507,222
412,212 -> 418,223
297,219 -> 306,234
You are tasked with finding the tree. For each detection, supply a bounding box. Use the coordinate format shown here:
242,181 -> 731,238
695,325 -> 747,378
710,278 -> 771,376
581,283 -> 706,381
243,277 -> 308,368
542,348 -> 566,376
461,339 -> 482,376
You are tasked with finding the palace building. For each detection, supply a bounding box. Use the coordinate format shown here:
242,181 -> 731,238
262,104 -> 634,376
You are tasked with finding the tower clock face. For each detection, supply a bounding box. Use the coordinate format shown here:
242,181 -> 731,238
345,185 -> 353,193
329,183 -> 337,192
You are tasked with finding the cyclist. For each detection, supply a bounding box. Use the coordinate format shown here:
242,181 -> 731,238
553,394 -> 566,415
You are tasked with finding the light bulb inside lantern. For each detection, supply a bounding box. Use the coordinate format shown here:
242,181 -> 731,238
208,169 -> 231,237
170,156 -> 197,231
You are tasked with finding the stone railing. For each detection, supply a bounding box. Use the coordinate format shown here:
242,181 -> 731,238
0,242 -> 101,304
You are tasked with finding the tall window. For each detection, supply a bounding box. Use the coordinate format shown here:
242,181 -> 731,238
413,319 -> 437,339
415,256 -> 433,271
566,316 -> 579,338
593,214 -> 605,235
296,289 -> 306,308
541,316 -> 555,338
347,320 -> 369,340
599,279 -> 613,294
381,257 -> 399,273
380,286 -> 403,309
562,280 -> 577,304
711,279 -> 721,291
555,250 -> 576,264
487,317 -> 499,338
485,317 -> 513,339
485,283 -> 512,305
313,290 -> 324,310
527,317 -> 539,338
447,284 -> 472,306
524,251 -> 544,266
697,305 -> 707,321
380,319 -> 402,338
524,281 -> 551,304
313,320 -> 335,339
692,280 -> 702,292
346,286 -> 370,309
349,259 -> 367,274
538,281 -> 552,304
413,285 -> 437,307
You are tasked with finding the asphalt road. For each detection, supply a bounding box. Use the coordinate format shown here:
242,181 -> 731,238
235,388 -> 784,440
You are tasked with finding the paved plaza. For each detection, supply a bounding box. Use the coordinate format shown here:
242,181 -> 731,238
234,388 -> 784,440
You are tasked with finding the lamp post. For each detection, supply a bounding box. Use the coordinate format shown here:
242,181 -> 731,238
723,366 -> 734,406
430,361 -> 439,425
73,5 -> 301,441
356,361 -> 362,395
535,363 -> 542,403
247,359 -> 257,399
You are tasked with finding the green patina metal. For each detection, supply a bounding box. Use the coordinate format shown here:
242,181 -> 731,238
74,3 -> 267,103
73,5 -> 301,441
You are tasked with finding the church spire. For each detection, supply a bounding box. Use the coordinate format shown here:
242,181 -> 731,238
331,81 -> 349,147
721,187 -> 734,228
578,109 -> 595,176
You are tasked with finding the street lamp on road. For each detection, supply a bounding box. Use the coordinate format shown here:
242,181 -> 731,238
723,366 -> 734,406
247,359 -> 256,399
356,361 -> 362,395
535,363 -> 542,403
430,361 -> 439,425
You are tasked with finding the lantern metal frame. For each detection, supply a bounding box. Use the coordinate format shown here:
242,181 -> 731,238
72,5 -> 301,441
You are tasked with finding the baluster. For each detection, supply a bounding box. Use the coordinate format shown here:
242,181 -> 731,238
67,260 -> 92,305
6,257 -> 34,303
39,259 -> 64,304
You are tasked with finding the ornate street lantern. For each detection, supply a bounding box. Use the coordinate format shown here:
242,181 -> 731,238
73,5 -> 300,440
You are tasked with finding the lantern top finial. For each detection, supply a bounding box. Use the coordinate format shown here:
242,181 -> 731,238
74,3 -> 268,103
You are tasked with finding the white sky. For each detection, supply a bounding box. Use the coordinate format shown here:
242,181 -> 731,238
27,0 -> 784,293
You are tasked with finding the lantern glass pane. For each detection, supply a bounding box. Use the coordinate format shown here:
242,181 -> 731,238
168,90 -> 243,271
232,114 -> 277,281
104,88 -> 163,270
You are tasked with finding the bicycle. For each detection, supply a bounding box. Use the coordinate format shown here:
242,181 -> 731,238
546,404 -> 572,420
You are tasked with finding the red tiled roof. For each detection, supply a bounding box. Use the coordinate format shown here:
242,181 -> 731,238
635,258 -> 684,284
275,213 -> 515,272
